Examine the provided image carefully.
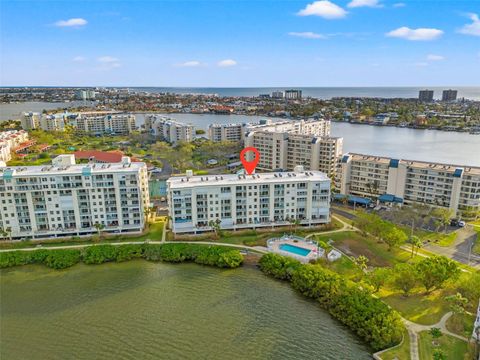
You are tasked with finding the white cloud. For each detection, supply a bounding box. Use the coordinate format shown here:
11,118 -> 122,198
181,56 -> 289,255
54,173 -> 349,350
288,31 -> 327,39
297,1 -> 347,19
347,0 -> 382,8
393,3 -> 406,8
72,56 -> 86,62
97,56 -> 121,69
426,54 -> 444,61
54,18 -> 87,27
458,13 -> 480,37
217,59 -> 237,67
386,27 -> 443,41
175,61 -> 202,67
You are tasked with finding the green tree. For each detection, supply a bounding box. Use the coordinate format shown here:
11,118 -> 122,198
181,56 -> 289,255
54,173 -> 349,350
432,208 -> 454,233
208,219 -> 222,239
367,267 -> 391,293
416,256 -> 460,293
93,222 -> 105,237
393,263 -> 417,296
383,226 -> 408,250
444,292 -> 468,315
354,255 -> 369,271
430,327 -> 442,339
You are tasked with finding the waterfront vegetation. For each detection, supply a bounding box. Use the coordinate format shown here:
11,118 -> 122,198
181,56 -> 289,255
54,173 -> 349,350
258,253 -> 404,351
0,243 -> 243,270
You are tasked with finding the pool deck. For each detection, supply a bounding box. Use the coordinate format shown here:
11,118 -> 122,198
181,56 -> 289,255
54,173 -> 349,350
267,235 -> 323,263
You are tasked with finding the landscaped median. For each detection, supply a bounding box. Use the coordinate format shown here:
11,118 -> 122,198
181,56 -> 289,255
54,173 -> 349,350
0,243 -> 244,270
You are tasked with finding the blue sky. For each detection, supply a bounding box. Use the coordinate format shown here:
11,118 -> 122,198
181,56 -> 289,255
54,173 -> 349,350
1,0 -> 479,87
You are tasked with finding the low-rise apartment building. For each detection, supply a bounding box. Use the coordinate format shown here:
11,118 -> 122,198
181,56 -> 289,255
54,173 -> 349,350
167,167 -> 331,233
339,153 -> 480,216
246,118 -> 331,137
0,130 -> 29,162
145,115 -> 194,144
0,155 -> 150,240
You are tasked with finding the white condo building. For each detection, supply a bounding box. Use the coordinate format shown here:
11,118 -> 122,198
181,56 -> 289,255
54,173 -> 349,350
339,153 -> 480,216
22,111 -> 136,134
0,155 -> 150,240
208,123 -> 246,142
145,115 -> 194,144
0,130 -> 29,163
244,119 -> 342,177
167,167 -> 331,233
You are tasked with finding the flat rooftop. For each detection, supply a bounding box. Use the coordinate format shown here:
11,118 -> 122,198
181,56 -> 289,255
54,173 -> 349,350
348,152 -> 480,175
0,162 -> 146,178
168,170 -> 329,189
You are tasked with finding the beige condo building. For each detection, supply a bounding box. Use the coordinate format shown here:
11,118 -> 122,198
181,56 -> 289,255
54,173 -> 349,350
339,153 -> 480,216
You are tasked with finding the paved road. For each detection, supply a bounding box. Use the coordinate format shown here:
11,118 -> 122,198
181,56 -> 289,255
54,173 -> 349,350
423,226 -> 480,268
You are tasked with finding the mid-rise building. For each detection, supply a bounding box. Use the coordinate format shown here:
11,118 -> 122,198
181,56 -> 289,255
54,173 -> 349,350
0,155 -> 150,240
339,153 -> 480,216
243,119 -> 339,176
272,91 -> 284,99
71,112 -> 136,134
418,89 -> 434,102
284,89 -> 302,100
21,112 -> 41,130
167,167 -> 331,233
442,89 -> 458,102
145,115 -> 194,144
40,114 -> 66,131
208,123 -> 246,142
76,90 -> 96,101
21,111 -> 135,134
0,130 -> 29,162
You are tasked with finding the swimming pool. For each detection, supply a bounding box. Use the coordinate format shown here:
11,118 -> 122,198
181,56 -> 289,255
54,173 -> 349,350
279,243 -> 311,257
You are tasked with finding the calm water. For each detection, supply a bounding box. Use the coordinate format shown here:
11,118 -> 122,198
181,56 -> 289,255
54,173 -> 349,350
140,113 -> 480,166
0,261 -> 371,360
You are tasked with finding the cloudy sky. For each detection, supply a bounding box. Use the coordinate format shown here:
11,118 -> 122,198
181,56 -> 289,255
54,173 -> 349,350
1,0 -> 479,86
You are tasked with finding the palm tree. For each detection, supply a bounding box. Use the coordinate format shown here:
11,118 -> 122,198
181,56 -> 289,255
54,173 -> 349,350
408,235 -> 422,257
93,222 -> 105,237
0,228 -> 8,241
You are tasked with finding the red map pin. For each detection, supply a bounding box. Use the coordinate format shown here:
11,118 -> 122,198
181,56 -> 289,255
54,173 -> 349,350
240,147 -> 260,175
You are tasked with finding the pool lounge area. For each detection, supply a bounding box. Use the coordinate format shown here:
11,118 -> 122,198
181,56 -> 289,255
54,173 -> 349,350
267,235 -> 323,263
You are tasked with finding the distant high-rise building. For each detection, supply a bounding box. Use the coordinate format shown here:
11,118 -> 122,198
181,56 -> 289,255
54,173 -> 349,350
418,90 -> 434,102
271,91 -> 284,99
76,90 -> 96,101
284,89 -> 302,100
442,89 -> 458,102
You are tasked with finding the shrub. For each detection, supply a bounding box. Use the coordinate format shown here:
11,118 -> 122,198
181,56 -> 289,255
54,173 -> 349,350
43,249 -> 81,269
260,253 -> 403,351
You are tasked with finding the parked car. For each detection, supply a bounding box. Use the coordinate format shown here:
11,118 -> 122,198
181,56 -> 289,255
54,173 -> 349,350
458,220 -> 466,227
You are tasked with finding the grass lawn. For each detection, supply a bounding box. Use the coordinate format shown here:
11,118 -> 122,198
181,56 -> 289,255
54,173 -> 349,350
322,231 -> 413,267
168,220 -> 344,246
473,227 -> 480,255
0,221 -> 165,250
418,330 -> 469,360
446,313 -> 475,339
378,288 -> 451,325
423,231 -> 458,247
379,328 -> 411,360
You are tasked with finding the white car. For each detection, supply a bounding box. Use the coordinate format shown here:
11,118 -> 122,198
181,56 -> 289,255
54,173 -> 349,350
458,220 -> 466,227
